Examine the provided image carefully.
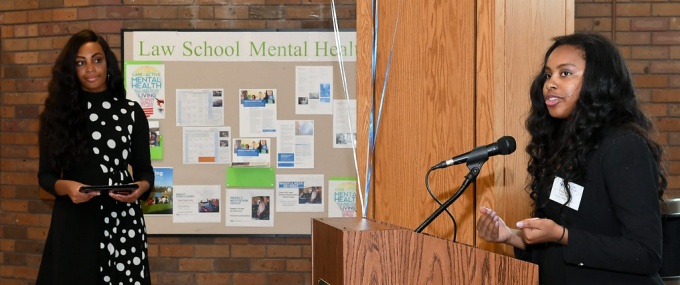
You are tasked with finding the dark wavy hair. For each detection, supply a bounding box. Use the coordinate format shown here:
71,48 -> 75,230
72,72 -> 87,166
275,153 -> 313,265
39,30 -> 126,171
525,32 -> 667,211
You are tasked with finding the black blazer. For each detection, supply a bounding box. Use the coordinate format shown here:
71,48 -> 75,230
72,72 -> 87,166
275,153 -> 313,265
519,128 -> 664,285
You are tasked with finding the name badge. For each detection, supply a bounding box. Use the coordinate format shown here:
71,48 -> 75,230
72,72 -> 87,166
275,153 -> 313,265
549,176 -> 584,211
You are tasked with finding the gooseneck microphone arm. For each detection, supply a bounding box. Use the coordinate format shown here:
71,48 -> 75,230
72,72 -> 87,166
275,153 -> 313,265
415,159 -> 485,233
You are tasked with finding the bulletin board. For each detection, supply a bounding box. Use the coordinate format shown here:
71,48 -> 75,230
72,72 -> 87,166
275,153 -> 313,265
121,29 -> 358,235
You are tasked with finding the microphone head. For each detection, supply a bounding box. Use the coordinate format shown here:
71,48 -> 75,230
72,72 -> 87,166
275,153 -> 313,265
497,136 -> 516,155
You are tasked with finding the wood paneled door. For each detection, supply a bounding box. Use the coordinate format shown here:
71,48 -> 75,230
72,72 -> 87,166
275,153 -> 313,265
356,0 -> 574,256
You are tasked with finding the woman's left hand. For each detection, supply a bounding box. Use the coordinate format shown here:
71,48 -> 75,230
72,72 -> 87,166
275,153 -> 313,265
516,218 -> 566,245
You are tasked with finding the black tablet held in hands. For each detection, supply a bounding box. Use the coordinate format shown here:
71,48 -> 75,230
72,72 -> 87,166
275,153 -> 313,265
79,184 -> 139,194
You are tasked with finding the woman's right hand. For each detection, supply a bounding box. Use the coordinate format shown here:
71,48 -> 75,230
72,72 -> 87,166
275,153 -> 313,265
476,206 -> 514,243
55,180 -> 99,204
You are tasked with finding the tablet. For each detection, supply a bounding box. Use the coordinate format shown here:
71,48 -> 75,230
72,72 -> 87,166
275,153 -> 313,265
79,184 -> 139,194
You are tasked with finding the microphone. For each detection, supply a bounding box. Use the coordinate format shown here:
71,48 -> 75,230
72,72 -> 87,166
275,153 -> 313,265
431,136 -> 516,170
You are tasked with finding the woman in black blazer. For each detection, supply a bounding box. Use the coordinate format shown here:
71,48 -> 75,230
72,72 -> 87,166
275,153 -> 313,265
477,32 -> 667,285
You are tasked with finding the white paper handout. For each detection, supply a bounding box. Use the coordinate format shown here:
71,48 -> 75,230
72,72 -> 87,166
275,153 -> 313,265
238,89 -> 277,137
182,127 -> 232,164
226,188 -> 274,227
276,174 -> 324,212
333,99 -> 356,148
277,120 -> 314,168
172,185 -> 221,223
295,66 -> 333,115
176,88 -> 224,126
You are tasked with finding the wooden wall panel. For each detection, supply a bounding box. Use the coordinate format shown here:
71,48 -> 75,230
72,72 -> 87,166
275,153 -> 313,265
358,0 -> 574,254
357,0 -> 477,243
476,0 -> 574,255
355,0 -> 373,219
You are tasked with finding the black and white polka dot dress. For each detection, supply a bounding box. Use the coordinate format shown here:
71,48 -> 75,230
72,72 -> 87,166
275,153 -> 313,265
37,89 -> 155,285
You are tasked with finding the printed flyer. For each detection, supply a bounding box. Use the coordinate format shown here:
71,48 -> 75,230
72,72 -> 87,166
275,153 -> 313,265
125,62 -> 166,119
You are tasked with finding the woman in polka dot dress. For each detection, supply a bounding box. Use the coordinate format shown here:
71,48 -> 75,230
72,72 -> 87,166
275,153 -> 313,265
37,30 -> 154,285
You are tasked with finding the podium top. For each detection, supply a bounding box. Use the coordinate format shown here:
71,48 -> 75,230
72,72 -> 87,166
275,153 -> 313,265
313,217 -> 407,232
311,217 -> 539,285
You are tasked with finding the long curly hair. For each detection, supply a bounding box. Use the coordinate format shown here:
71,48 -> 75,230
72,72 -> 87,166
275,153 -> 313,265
525,32 -> 667,211
39,30 -> 126,171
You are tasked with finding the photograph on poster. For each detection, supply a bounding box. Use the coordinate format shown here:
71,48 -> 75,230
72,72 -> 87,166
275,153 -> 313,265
142,167 -> 174,215
298,187 -> 322,204
199,199 -> 220,213
252,196 -> 270,220
232,138 -> 271,166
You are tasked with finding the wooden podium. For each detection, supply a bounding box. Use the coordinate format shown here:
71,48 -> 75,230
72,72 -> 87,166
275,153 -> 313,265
312,217 -> 538,285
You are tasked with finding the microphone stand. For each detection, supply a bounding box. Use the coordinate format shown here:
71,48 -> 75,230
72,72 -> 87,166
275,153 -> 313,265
415,149 -> 489,234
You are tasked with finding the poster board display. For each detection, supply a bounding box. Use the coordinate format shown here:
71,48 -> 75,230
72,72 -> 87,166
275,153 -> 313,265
122,29 -> 357,234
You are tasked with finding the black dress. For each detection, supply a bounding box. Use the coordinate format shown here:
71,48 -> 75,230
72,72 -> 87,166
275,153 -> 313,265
37,90 -> 155,285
